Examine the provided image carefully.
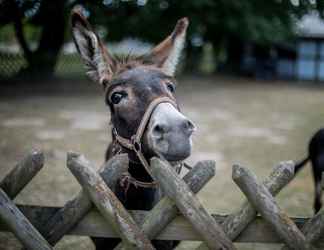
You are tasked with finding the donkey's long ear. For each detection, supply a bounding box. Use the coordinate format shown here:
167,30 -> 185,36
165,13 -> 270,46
71,9 -> 114,84
144,18 -> 189,76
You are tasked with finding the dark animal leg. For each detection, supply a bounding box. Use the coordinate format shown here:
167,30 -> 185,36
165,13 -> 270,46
308,129 -> 324,214
314,180 -> 322,214
311,155 -> 324,214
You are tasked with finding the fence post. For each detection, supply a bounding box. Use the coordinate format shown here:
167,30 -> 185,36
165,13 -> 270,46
150,157 -> 236,250
0,150 -> 44,199
223,161 -> 294,238
114,160 -> 216,250
67,152 -> 155,250
196,161 -> 295,250
43,153 -> 129,245
233,164 -> 312,250
282,207 -> 324,249
0,188 -> 52,250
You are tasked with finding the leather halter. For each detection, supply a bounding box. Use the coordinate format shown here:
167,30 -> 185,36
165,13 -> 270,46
112,96 -> 178,187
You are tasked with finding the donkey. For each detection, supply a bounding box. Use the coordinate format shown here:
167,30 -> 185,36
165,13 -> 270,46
71,9 -> 195,249
295,128 -> 324,213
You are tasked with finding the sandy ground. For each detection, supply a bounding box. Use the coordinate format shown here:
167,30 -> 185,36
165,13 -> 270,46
0,76 -> 324,249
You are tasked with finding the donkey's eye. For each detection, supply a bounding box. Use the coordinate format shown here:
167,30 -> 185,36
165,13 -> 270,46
166,82 -> 175,93
110,92 -> 127,104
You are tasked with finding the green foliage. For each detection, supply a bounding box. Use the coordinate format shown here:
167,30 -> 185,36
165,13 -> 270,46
82,0 -> 324,47
2,0 -> 323,48
1,0 -> 324,77
0,24 -> 15,42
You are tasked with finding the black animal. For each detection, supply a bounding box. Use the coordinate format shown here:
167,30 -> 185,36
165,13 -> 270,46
71,8 -> 194,250
295,128 -> 324,213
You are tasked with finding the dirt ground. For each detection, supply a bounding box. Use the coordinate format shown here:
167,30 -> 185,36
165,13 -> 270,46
0,76 -> 324,249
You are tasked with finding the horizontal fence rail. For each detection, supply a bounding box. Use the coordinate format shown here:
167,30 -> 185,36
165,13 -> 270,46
0,150 -> 323,250
0,205 -> 319,242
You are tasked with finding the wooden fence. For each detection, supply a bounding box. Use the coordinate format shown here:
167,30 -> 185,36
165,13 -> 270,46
1,150 -> 324,249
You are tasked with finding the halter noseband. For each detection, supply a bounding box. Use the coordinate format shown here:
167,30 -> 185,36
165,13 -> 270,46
112,96 -> 178,187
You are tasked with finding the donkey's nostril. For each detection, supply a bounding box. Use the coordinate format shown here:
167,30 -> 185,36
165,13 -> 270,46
183,120 -> 196,135
152,124 -> 168,137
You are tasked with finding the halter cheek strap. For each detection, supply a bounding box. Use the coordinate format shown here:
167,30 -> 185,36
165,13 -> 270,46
113,96 -> 178,187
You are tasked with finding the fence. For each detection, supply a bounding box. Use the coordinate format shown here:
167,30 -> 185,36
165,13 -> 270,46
0,39 -> 150,80
0,51 -> 84,79
0,150 -> 324,250
0,52 -> 27,79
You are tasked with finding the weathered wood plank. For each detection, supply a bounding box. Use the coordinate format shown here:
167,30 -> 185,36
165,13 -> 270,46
142,160 -> 215,239
43,153 -> 128,245
223,161 -> 295,238
281,207 -> 324,250
0,189 -> 52,250
151,158 -> 236,250
0,150 -> 44,199
232,165 -> 311,250
197,161 -> 295,250
0,205 -> 323,244
114,160 -> 216,250
67,152 -> 154,250
302,208 -> 324,245
283,171 -> 324,249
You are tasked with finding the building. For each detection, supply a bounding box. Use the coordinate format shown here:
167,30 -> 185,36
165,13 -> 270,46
277,12 -> 324,81
241,12 -> 324,82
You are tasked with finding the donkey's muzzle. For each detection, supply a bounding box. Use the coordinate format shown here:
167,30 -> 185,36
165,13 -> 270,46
152,118 -> 195,139
147,102 -> 195,161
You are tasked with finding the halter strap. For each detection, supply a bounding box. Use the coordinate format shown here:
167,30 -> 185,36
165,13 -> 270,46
113,96 -> 178,186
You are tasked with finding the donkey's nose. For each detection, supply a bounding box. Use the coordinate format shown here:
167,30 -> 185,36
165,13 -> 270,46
152,123 -> 169,138
183,119 -> 196,136
152,118 -> 195,139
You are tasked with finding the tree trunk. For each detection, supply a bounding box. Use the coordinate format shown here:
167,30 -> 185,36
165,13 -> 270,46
183,42 -> 203,74
15,0 -> 67,78
5,0 -> 33,66
33,0 -> 66,76
220,37 -> 244,75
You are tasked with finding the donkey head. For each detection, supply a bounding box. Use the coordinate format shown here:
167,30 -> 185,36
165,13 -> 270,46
71,10 -> 195,162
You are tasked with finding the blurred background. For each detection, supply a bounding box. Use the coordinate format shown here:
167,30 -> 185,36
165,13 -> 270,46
0,0 -> 324,249
0,0 -> 324,79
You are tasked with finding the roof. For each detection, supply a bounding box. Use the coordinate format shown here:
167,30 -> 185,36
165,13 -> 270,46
296,12 -> 324,38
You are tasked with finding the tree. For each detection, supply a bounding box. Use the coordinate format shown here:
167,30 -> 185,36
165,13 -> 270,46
81,0 -> 324,73
1,0 -> 323,77
0,0 -> 68,77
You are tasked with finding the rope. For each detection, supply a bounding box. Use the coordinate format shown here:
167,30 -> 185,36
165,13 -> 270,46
112,96 -> 178,187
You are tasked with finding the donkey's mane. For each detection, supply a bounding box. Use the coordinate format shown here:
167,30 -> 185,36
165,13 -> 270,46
110,52 -> 157,76
113,53 -> 140,65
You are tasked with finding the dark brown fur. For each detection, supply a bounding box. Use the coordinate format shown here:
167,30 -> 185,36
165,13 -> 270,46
71,9 -> 188,248
93,65 -> 179,250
